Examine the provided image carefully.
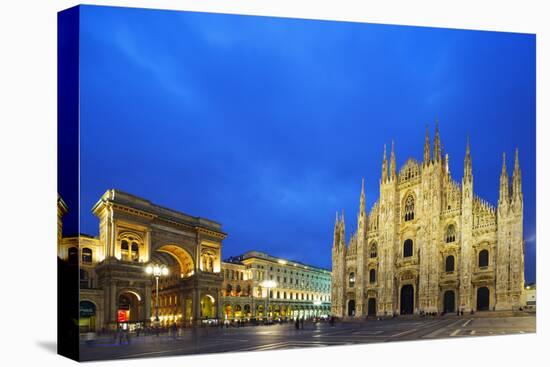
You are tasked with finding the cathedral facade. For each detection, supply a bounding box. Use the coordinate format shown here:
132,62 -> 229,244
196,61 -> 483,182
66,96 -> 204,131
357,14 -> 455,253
331,125 -> 524,318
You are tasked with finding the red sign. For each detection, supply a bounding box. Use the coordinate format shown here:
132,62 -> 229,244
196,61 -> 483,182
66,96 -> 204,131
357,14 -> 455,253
117,310 -> 129,323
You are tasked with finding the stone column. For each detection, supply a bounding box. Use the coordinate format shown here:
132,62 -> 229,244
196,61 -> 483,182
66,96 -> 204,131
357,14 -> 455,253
109,281 -> 117,326
144,284 -> 152,325
216,289 -> 222,320
192,288 -> 200,325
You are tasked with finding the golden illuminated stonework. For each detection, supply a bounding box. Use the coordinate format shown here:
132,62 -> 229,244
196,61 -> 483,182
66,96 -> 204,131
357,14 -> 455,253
331,127 -> 525,318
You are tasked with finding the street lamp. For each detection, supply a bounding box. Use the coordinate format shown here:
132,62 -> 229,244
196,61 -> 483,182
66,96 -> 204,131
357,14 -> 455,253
146,263 -> 169,325
260,280 -> 277,322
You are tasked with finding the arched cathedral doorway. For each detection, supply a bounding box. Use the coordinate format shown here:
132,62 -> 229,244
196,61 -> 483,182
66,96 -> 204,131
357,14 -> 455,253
443,290 -> 455,313
477,287 -> 490,311
367,298 -> 376,316
347,300 -> 356,317
400,285 -> 414,315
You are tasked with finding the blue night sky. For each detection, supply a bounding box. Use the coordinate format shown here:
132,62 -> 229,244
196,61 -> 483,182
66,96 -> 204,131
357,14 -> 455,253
72,5 -> 536,282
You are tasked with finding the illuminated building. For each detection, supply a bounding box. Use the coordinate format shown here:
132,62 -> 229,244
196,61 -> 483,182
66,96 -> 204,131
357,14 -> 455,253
221,251 -> 331,320
332,126 -> 525,317
57,189 -> 331,331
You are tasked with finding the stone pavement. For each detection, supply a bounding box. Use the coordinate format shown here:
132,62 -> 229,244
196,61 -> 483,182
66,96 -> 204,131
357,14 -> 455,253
79,314 -> 535,361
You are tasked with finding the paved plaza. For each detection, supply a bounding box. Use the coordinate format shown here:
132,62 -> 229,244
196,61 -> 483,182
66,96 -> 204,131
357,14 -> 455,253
79,314 -> 535,361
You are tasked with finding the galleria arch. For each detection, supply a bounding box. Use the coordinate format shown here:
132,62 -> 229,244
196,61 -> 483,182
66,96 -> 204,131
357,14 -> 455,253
86,189 -> 227,329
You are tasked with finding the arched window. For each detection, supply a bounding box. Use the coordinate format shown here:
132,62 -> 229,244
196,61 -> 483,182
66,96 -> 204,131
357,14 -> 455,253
201,253 -> 214,272
445,255 -> 455,272
130,242 -> 139,262
226,283 -> 232,296
446,225 -> 456,243
82,248 -> 92,263
478,250 -> 489,268
369,269 -> 376,284
403,239 -> 413,257
120,240 -> 129,260
348,272 -> 356,287
68,247 -> 78,265
404,195 -> 415,221
370,243 -> 377,258
236,284 -> 242,295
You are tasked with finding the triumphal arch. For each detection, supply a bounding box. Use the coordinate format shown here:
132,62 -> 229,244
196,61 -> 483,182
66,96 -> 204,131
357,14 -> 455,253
88,189 -> 226,328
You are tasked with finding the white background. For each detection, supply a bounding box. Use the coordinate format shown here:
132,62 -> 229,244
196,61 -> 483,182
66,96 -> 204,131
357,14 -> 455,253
0,0 -> 546,366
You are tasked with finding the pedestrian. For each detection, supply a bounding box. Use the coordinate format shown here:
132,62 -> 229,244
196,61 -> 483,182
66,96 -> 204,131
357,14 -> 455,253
300,317 -> 304,329
295,318 -> 300,330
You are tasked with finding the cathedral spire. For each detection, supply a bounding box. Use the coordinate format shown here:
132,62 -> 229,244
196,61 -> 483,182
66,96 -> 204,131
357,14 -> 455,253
333,211 -> 340,248
381,144 -> 388,183
433,119 -> 441,163
390,140 -> 396,180
499,152 -> 509,206
464,135 -> 472,182
359,178 -> 366,214
423,124 -> 431,164
339,209 -> 346,248
512,148 -> 522,202
358,179 -> 367,235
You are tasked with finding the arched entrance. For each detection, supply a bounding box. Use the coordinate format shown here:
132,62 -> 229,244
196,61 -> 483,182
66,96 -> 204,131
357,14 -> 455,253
256,304 -> 264,317
154,244 -> 195,278
367,298 -> 376,316
443,290 -> 455,313
201,295 -> 215,319
118,291 -> 141,324
79,300 -> 96,332
400,285 -> 414,315
234,305 -> 243,319
224,304 -> 233,319
347,299 -> 356,317
477,287 -> 490,311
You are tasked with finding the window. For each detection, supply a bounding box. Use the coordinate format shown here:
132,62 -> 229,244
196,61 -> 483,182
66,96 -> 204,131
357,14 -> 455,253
349,272 -> 356,287
446,225 -> 456,243
236,285 -> 242,295
121,240 -> 129,260
478,250 -> 489,268
80,269 -> 89,288
404,195 -> 415,221
82,248 -> 92,263
369,269 -> 376,284
131,242 -> 139,262
403,239 -> 413,257
226,284 -> 232,296
445,256 -> 455,272
68,247 -> 78,265
370,243 -> 377,258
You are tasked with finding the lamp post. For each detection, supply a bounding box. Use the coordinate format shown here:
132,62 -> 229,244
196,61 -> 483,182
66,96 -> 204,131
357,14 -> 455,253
146,263 -> 169,326
260,280 -> 277,323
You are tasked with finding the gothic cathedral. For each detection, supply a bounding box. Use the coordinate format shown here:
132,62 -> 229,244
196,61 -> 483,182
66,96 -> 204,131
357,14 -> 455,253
331,124 -> 524,318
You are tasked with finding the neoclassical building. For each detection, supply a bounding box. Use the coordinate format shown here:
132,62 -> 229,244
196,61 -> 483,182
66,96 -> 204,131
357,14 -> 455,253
57,190 -> 331,332
221,251 -> 331,321
58,189 -> 226,331
331,125 -> 525,318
